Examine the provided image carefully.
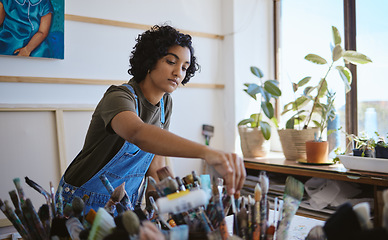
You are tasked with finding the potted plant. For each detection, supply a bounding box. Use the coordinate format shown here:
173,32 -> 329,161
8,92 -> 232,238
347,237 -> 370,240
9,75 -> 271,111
279,26 -> 372,160
374,132 -> 388,159
238,66 -> 282,158
305,91 -> 336,163
278,75 -> 320,160
334,130 -> 375,162
352,134 -> 375,157
332,131 -> 388,165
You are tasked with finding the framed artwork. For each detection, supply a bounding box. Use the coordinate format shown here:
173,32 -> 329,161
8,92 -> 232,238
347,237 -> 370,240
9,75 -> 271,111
0,0 -> 64,59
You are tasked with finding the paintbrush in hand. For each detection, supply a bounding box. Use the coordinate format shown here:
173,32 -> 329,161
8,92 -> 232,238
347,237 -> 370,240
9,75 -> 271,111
275,176 -> 304,240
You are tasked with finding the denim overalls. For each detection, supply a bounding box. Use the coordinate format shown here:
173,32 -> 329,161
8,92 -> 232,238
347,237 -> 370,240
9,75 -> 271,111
56,84 -> 165,214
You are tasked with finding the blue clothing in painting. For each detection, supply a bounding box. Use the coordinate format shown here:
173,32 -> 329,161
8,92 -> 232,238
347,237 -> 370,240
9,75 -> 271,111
0,0 -> 53,57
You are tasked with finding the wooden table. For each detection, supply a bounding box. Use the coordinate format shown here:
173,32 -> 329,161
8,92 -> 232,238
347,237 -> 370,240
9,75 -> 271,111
244,156 -> 388,225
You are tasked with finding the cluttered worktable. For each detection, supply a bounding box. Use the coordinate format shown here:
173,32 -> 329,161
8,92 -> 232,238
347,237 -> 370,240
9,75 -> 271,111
243,156 -> 388,226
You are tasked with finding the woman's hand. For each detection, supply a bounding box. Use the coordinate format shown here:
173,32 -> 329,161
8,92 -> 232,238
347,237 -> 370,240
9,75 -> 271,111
203,148 -> 246,196
14,47 -> 31,56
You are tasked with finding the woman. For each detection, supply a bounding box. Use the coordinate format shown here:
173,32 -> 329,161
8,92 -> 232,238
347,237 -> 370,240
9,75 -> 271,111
56,24 -> 246,213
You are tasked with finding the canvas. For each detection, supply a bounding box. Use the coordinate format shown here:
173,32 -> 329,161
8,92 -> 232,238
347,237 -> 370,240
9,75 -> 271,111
0,0 -> 64,59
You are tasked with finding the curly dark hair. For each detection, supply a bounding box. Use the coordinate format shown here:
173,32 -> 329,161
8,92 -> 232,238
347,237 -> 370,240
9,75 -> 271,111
128,25 -> 200,85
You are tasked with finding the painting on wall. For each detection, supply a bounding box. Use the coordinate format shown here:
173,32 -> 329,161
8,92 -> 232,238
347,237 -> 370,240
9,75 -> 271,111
0,0 -> 64,59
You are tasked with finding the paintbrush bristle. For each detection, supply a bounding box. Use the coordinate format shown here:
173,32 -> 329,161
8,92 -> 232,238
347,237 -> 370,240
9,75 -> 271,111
156,166 -> 174,181
38,204 -> 50,221
284,176 -> 304,201
121,210 -> 140,235
254,183 -> 262,202
202,124 -> 214,136
85,208 -> 97,225
8,190 -> 21,210
63,203 -> 73,218
111,183 -> 126,202
259,171 -> 269,195
237,206 -> 248,228
72,196 -> 85,217
88,208 -> 116,240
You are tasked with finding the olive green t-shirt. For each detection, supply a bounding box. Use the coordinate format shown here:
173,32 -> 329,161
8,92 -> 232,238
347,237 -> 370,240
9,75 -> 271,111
64,79 -> 172,187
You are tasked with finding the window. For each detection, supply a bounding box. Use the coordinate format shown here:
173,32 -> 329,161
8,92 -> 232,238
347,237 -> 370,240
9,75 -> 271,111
356,0 -> 388,139
279,0 -> 386,151
279,0 -> 344,144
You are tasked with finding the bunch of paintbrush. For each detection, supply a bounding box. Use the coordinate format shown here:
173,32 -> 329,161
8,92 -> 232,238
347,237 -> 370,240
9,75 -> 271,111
150,171 -> 230,238
24,176 -> 71,239
231,171 -> 284,240
204,177 -> 229,240
65,200 -> 86,240
0,177 -> 54,240
104,182 -> 126,216
0,199 -> 31,240
99,174 -> 133,212
150,169 -> 213,234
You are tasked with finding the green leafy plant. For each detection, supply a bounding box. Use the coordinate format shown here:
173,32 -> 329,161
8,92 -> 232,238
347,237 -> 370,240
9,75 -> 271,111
282,26 -> 372,131
313,90 -> 336,142
238,66 -> 282,140
333,129 -> 375,162
375,132 -> 388,148
352,134 -> 375,154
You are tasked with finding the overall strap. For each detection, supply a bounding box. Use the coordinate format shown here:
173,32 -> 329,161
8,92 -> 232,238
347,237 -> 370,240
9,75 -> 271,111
123,84 -> 165,124
123,84 -> 138,115
160,96 -> 165,125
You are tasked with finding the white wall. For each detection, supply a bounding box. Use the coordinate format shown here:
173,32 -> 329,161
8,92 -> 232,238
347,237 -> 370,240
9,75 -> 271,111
0,0 -> 273,223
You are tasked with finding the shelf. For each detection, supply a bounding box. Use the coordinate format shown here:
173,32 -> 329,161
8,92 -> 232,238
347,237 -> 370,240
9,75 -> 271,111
243,157 -> 388,227
244,157 -> 388,187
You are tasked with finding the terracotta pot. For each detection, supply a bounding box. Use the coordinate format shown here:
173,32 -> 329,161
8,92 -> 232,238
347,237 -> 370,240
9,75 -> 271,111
278,128 -> 318,160
305,141 -> 329,164
238,126 -> 270,158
